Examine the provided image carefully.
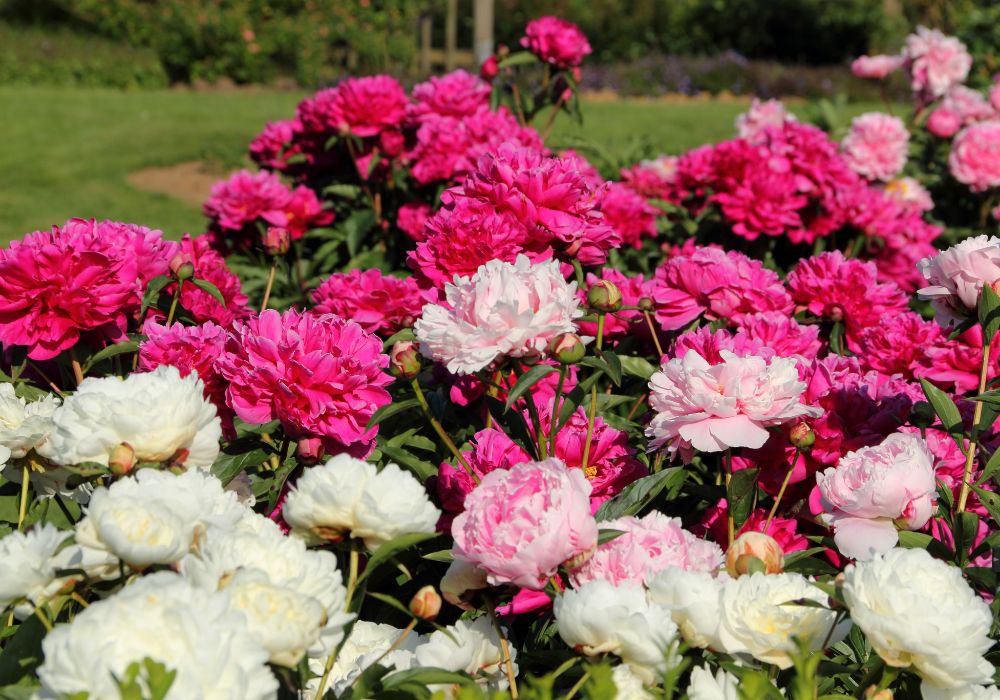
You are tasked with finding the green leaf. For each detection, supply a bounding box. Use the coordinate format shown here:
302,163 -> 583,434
505,365 -> 557,411
498,50 -> 539,68
422,549 -> 454,563
82,340 -> 140,372
953,511 -> 980,565
919,378 -> 966,451
728,467 -> 760,531
188,278 -> 226,306
595,349 -> 622,386
897,530 -> 953,559
618,355 -> 657,380
378,444 -> 437,482
382,328 -> 416,350
211,443 -> 271,486
356,532 -> 438,586
595,468 -> 685,520
597,528 -> 625,545
367,398 -> 420,430
0,614 -> 46,685
344,210 -> 376,258
972,485 -> 1000,528
978,283 -> 1000,338
323,183 -> 362,199
338,662 -> 390,700
139,274 -> 171,319
977,447 -> 1000,486
381,668 -> 477,690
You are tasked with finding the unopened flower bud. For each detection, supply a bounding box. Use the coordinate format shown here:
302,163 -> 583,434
480,55 -> 499,80
548,332 -> 585,364
296,438 -> 324,465
409,585 -> 442,621
909,401 -> 936,430
109,442 -> 136,477
390,341 -> 421,379
637,296 -> 654,313
726,531 -> 784,577
169,253 -> 195,281
262,226 -> 291,256
863,687 -> 893,700
587,280 -> 623,313
789,422 -> 815,449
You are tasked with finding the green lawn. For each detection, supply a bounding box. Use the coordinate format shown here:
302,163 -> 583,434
0,86 -> 882,243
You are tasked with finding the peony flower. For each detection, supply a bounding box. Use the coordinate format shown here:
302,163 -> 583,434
851,54 -> 904,79
570,512 -> 723,587
646,350 -> 821,454
307,621 -> 424,697
0,382 -> 58,460
904,26 -> 972,99
716,572 -> 844,668
170,234 -> 250,327
0,524 -> 72,620
612,665 -> 655,700
414,255 -> 582,375
734,311 -> 823,361
203,169 -> 291,233
941,86 -> 995,125
600,182 -> 659,249
75,468 -> 246,569
651,246 -> 792,331
554,580 -> 679,685
883,176 -> 934,211
842,548 -> 994,689
396,201 -> 432,241
647,568 -> 725,650
249,118 -> 298,170
411,69 -> 491,120
734,98 -> 796,143
815,432 -> 937,561
414,616 -> 518,691
949,121 -> 1000,192
841,113 -> 909,182
520,16 -> 591,69
311,268 -> 431,337
351,463 -> 441,549
307,75 -> 408,138
917,235 -> 1000,328
451,458 -> 598,589
261,185 -> 333,239
928,108 -> 963,138
858,312 -> 941,380
36,572 -> 277,700
218,309 -> 392,456
687,666 -> 741,700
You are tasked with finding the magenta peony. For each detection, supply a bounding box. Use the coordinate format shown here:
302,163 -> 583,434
859,312 -> 941,381
298,75 -> 408,138
410,69 -> 491,121
917,235 -> 1000,327
598,182 -> 659,249
203,169 -> 291,232
249,119 -> 298,170
815,432 -> 937,561
311,268 -> 432,337
646,350 -> 821,454
520,16 -> 592,69
948,121 -> 1000,192
216,308 -> 392,456
171,235 -> 249,327
851,54 -> 904,80
414,255 -> 582,374
396,202 -> 432,242
841,113 -> 909,182
903,26 -> 972,99
451,458 -> 599,589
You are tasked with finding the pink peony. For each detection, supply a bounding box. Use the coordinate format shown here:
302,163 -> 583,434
451,458 -> 598,590
414,255 -> 582,375
651,246 -> 793,331
396,202 -> 432,242
311,268 -> 432,337
598,182 -> 659,249
858,312 -> 941,380
520,16 -> 592,69
216,308 -> 393,456
411,69 -> 491,120
670,325 -> 775,366
815,432 -> 937,560
916,325 -> 1000,394
0,222 -> 141,360
940,86 -> 995,125
171,235 -> 249,327
851,54 -> 904,79
570,512 -> 723,587
917,235 -> 1000,327
699,499 -> 810,552
734,312 -> 823,361
621,156 -> 677,200
646,350 -> 821,454
260,185 -> 333,239
841,113 -> 909,182
249,119 -> 298,170
299,75 -> 409,138
926,108 -> 962,138
903,26 -> 972,99
787,251 -> 909,352
949,121 -> 1000,192
734,98 -> 796,143
137,319 -> 234,437
203,169 -> 290,233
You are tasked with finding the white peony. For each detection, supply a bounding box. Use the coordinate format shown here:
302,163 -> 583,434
686,666 -> 741,700
35,572 -> 277,700
414,616 -> 518,690
647,567 -> 725,650
611,664 -> 654,699
554,580 -> 679,685
923,685 -> 1000,700
0,523 -> 72,620
440,559 -> 490,610
414,255 -> 583,375
716,572 -> 845,669
0,383 -> 59,459
75,468 -> 248,569
842,548 -> 994,689
352,462 -> 441,549
39,365 -> 221,469
306,620 -> 425,698
180,513 -> 353,657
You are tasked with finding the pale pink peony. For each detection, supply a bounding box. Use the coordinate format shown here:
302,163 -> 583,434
734,98 -> 796,143
948,121 -> 1000,192
451,458 -> 598,589
917,235 -> 1000,327
815,432 -> 937,561
216,309 -> 393,456
414,255 -> 582,374
940,86 -> 995,125
651,246 -> 793,331
670,325 -> 774,365
311,268 -> 432,337
841,113 -> 909,182
410,69 -> 491,120
570,512 -> 723,587
851,54 -> 904,80
170,234 -> 249,327
646,350 -> 821,454
926,108 -> 962,138
520,16 -> 592,69
904,26 -> 972,99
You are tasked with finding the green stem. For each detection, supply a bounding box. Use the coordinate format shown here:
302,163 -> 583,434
484,594 -> 518,698
165,279 -> 183,326
565,670 -> 591,700
260,262 -> 277,311
410,378 -> 477,482
724,448 -> 735,545
764,447 -> 800,531
580,314 -> 605,472
17,464 -> 30,531
344,543 -> 360,612
547,364 -> 568,457
958,336 -> 991,512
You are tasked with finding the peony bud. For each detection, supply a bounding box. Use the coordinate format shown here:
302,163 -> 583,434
409,585 -> 442,621
261,226 -> 291,256
789,422 -> 815,449
480,54 -> 499,80
637,296 -> 655,313
863,687 -> 892,700
547,332 -> 585,364
927,108 -> 961,139
726,531 -> 784,577
108,442 -> 136,477
390,340 -> 421,379
587,280 -> 623,313
169,253 -> 195,281
296,438 -> 324,465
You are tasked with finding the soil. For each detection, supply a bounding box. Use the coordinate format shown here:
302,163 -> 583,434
127,160 -> 226,206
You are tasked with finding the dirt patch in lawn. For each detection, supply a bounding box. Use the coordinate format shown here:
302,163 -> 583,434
127,160 -> 226,206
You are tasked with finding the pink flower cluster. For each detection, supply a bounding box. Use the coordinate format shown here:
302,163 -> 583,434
311,268 -> 434,337
851,54 -> 904,80
841,113 -> 909,182
520,16 -> 592,69
903,26 -> 972,100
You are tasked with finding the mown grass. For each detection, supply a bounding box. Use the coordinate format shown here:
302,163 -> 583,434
0,86 -> 886,243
